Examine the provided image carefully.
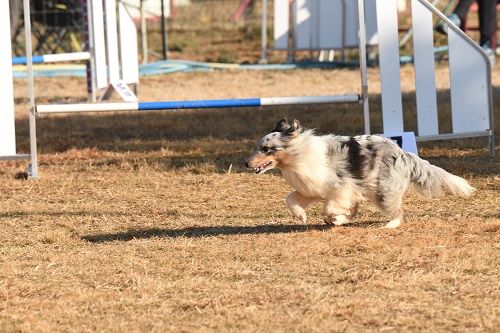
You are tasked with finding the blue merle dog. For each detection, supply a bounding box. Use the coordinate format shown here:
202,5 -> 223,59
245,119 -> 474,228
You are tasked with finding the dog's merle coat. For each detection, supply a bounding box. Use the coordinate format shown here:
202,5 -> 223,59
246,119 -> 474,228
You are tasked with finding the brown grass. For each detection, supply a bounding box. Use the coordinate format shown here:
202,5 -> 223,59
1,59 -> 499,332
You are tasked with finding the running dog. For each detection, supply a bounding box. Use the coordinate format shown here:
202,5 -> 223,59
245,119 -> 474,228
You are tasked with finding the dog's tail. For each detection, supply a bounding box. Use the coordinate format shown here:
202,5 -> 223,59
405,153 -> 475,198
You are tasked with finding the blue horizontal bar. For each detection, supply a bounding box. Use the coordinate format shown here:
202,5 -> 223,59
12,55 -> 45,65
138,98 -> 262,110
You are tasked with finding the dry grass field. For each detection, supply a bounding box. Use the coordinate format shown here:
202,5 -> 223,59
1,49 -> 500,332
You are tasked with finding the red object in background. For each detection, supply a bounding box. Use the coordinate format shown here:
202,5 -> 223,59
232,0 -> 253,21
169,0 -> 177,19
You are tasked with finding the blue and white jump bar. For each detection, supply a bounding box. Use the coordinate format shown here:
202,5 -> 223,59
36,95 -> 360,114
12,52 -> 91,65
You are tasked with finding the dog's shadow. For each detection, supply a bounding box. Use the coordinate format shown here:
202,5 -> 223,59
82,220 -> 385,243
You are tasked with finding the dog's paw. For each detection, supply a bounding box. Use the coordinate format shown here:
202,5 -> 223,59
385,219 -> 401,229
334,214 -> 350,226
324,215 -> 349,226
292,212 -> 307,223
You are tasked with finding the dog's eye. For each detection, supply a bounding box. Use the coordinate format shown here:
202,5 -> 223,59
262,146 -> 270,153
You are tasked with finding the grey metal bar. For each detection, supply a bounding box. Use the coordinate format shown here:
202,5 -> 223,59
23,0 -> 38,179
0,154 -> 31,161
87,0 -> 97,102
268,47 -> 360,52
287,0 -> 296,63
340,0 -> 347,61
357,0 -> 370,135
140,0 -> 148,64
160,0 -> 168,60
416,130 -> 492,141
259,0 -> 268,64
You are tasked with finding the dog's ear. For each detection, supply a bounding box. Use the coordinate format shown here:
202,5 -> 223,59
272,118 -> 290,132
284,119 -> 301,137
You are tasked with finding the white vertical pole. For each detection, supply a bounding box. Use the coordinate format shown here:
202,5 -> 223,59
274,0 -> 289,49
105,0 -> 120,83
376,0 -> 404,133
140,0 -> 148,64
294,0 -> 312,49
0,0 -> 17,157
119,2 -> 139,85
341,0 -> 346,60
23,0 -> 38,178
357,0 -> 370,134
412,0 -> 438,136
259,0 -> 268,63
83,0 -> 97,102
92,0 -> 108,89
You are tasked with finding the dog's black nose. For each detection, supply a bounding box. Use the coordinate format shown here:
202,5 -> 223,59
244,159 -> 250,168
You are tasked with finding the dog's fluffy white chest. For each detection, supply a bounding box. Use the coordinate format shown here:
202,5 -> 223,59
280,144 -> 330,198
282,168 -> 326,198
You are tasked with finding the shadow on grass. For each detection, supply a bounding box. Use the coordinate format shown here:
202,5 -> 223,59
82,224 -> 334,243
343,220 -> 387,228
0,210 -> 132,218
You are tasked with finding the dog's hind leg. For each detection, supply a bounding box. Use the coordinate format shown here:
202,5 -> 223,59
374,183 -> 406,229
381,202 -> 404,229
286,191 -> 318,223
349,203 -> 359,218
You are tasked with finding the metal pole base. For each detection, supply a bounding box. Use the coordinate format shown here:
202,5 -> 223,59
27,163 -> 38,179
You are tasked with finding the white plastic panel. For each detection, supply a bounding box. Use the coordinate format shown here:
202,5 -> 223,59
343,0 -> 379,47
318,0 -> 343,49
91,0 -> 108,88
274,0 -> 289,49
363,0 -> 379,46
275,0 -> 378,50
411,0 -> 438,136
376,0 -> 404,133
119,3 -> 139,84
105,0 -> 120,83
448,29 -> 490,133
0,0 -> 16,156
294,0 -> 313,49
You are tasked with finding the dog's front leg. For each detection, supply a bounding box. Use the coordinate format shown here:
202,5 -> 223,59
323,199 -> 352,226
286,191 -> 318,223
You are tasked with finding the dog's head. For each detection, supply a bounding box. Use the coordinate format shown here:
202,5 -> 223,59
244,118 -> 302,174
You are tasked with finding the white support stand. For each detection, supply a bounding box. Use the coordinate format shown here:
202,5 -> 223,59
0,0 -> 16,158
376,0 -> 494,159
89,0 -> 138,102
23,0 -> 38,178
376,0 -> 404,133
